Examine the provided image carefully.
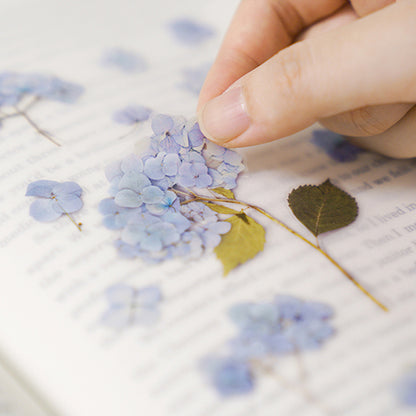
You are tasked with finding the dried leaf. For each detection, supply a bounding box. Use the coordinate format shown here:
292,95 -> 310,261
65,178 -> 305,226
204,202 -> 240,215
212,187 -> 235,199
288,179 -> 358,237
215,213 -> 265,275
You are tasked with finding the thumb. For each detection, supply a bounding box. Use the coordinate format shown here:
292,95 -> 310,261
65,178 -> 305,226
198,0 -> 416,148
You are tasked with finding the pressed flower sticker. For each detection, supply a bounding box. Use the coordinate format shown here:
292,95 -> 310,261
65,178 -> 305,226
201,295 -> 335,412
0,72 -> 84,146
101,283 -> 162,329
26,180 -> 83,230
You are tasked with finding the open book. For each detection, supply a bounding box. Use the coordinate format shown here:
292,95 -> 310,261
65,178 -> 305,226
1,0 -> 415,415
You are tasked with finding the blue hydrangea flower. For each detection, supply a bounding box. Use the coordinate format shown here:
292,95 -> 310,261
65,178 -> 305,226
101,283 -> 162,329
228,296 -> 334,359
113,105 -> 152,125
168,18 -> 215,46
201,357 -> 254,396
26,180 -> 83,222
100,115 -> 244,264
101,48 -> 147,72
0,72 -> 83,106
397,367 -> 416,407
311,130 -> 363,162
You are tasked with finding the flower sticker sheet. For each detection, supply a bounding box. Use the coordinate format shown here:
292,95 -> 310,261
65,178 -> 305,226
0,1 -> 415,416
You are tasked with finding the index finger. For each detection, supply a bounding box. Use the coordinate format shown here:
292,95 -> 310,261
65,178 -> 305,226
197,0 -> 346,111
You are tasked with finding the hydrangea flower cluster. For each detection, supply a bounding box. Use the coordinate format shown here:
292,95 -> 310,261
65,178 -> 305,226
202,295 -> 334,396
0,72 -> 84,107
311,130 -> 362,162
101,283 -> 162,329
100,114 -> 244,263
26,180 -> 83,223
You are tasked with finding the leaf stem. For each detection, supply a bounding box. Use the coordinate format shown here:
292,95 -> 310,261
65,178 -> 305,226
13,106 -> 61,146
179,192 -> 388,312
64,213 -> 82,232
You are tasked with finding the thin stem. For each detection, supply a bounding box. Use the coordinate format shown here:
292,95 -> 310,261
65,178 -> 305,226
178,191 -> 388,312
252,361 -> 335,415
64,213 -> 82,232
13,107 -> 61,146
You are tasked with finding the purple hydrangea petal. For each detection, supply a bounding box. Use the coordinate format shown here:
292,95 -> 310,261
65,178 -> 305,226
29,199 -> 62,222
101,306 -> 131,329
113,105 -> 151,125
105,283 -> 136,306
142,186 -> 164,204
120,154 -> 144,173
102,48 -> 147,73
115,189 -> 143,208
144,155 -> 165,180
118,172 -> 151,192
151,114 -> 174,135
162,153 -> 181,176
136,286 -> 162,308
56,193 -> 83,213
169,18 -> 215,46
25,180 -> 59,197
98,198 -> 119,215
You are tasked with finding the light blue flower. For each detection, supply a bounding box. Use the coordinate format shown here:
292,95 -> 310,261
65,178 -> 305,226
168,18 -> 215,46
201,356 -> 254,396
122,221 -> 180,252
397,366 -> 416,407
101,283 -> 162,329
177,161 -> 212,188
101,48 -> 147,73
113,105 -> 152,125
146,190 -> 179,216
98,198 -> 139,229
311,130 -> 362,162
26,180 -> 83,222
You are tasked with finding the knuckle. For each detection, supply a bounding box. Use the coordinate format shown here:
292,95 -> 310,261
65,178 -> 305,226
347,107 -> 392,136
273,43 -> 310,102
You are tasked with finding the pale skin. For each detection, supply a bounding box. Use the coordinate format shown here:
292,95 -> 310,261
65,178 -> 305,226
197,0 -> 416,158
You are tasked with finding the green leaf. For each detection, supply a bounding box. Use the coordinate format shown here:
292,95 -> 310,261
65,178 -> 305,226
214,213 -> 265,275
203,202 -> 240,215
288,179 -> 358,237
211,187 -> 235,199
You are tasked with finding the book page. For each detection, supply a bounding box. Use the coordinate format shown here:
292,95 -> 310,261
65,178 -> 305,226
0,363 -> 51,416
0,1 -> 415,416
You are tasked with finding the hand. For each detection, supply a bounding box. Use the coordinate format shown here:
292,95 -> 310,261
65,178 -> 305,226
197,0 -> 416,158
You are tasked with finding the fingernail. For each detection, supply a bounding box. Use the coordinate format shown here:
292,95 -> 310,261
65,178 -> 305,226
199,87 -> 249,143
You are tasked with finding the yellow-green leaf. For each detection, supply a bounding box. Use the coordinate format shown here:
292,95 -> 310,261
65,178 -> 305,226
288,179 -> 358,237
214,213 -> 265,275
211,187 -> 235,199
204,202 -> 240,215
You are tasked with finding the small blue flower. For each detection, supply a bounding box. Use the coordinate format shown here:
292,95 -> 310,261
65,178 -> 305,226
202,356 -> 254,396
113,105 -> 152,125
146,190 -> 179,216
397,366 -> 416,407
101,48 -> 147,73
101,283 -> 162,329
98,198 -> 139,229
26,180 -> 83,222
311,130 -> 363,162
168,18 -> 215,46
177,161 -> 212,188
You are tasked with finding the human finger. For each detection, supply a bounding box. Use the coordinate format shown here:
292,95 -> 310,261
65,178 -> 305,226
198,1 -> 416,147
197,0 -> 346,112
